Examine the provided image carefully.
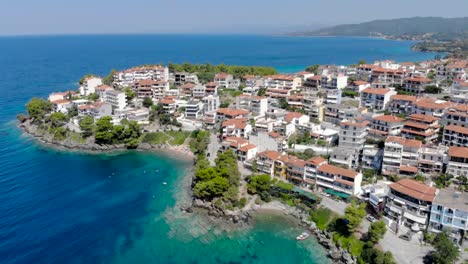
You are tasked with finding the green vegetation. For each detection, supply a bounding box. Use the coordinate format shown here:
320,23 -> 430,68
168,63 -> 277,81
142,97 -> 153,108
26,98 -> 53,122
429,231 -> 460,264
424,85 -> 443,94
124,87 -> 136,101
310,207 -> 337,230
342,89 -> 358,98
94,116 -> 142,148
219,88 -> 243,97
367,220 -> 387,243
305,64 -> 319,74
288,149 -> 316,161
86,93 -> 99,101
102,69 -> 115,85
257,87 -> 266,96
79,116 -> 94,137
344,201 -> 367,232
141,131 -> 190,146
434,173 -> 453,188
189,130 -> 210,155
362,243 -> 397,264
193,150 -> 241,203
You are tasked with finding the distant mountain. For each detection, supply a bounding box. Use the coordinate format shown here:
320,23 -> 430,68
290,17 -> 468,41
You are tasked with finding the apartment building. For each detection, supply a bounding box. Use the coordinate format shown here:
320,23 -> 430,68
252,150 -> 282,176
325,89 -> 342,104
368,115 -> 404,139
214,72 -> 234,88
134,79 -> 169,99
159,98 -> 176,114
403,77 -> 434,94
243,75 -> 264,88
185,100 -> 204,119
235,95 -> 268,117
304,156 -> 328,186
179,83 -> 196,97
370,67 -> 406,85
221,137 -> 257,162
78,102 -> 112,118
446,146 -> 468,178
349,80 -> 371,92
401,114 -> 440,142
442,104 -> 468,127
48,91 -> 77,102
338,120 -> 369,150
202,95 -> 220,113
221,118 -> 252,138
265,88 -> 291,98
315,164 -> 363,196
79,76 -> 102,96
362,145 -> 384,171
418,145 -> 447,176
264,74 -> 301,90
104,89 -> 126,110
449,79 -> 468,96
287,94 -> 304,109
384,179 -> 437,229
330,147 -> 360,169
303,75 -> 322,89
174,72 -> 198,86
429,188 -> 468,244
285,157 -> 307,184
413,98 -> 453,117
205,82 -> 218,96
443,125 -> 468,147
382,136 -> 422,177
95,85 -> 113,100
114,65 -> 168,87
360,88 -> 397,111
324,104 -> 362,125
388,94 -> 417,115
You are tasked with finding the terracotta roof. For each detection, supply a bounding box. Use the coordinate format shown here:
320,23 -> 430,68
96,84 -> 112,91
286,157 -> 306,167
353,80 -> 369,86
135,79 -> 158,86
222,118 -> 248,129
224,137 -> 249,148
268,131 -> 281,138
215,72 -> 230,79
361,88 -> 392,95
389,179 -> 436,202
399,165 -> 418,173
180,83 -> 196,89
159,98 -> 175,104
258,150 -> 282,160
405,77 -> 432,83
445,125 -> 468,135
340,120 -> 370,127
306,156 -> 327,166
415,98 -> 453,109
269,74 -> 295,81
448,146 -> 468,159
307,75 -> 322,81
284,112 -> 304,123
373,115 -> 404,123
317,164 -> 359,179
408,114 -> 439,123
51,99 -> 71,105
239,144 -> 256,152
391,94 -> 417,102
385,136 -> 422,148
335,178 -> 354,186
206,82 -> 217,87
403,121 -> 430,130
217,108 -> 250,117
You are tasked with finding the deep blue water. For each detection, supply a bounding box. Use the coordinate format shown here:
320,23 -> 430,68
0,35 -> 436,264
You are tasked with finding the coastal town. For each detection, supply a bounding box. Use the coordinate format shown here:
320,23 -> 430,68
20,58 -> 468,264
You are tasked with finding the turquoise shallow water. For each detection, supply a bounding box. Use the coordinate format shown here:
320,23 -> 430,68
0,34 -> 436,263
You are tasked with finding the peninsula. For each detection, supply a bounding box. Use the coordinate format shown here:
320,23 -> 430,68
19,58 -> 468,264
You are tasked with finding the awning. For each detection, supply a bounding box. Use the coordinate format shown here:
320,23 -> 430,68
293,187 -> 317,201
326,189 -> 350,199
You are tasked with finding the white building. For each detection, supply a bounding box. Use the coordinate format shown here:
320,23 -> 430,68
446,146 -> 468,178
360,88 -> 397,111
79,76 -> 102,96
235,95 -> 268,117
104,89 -> 127,110
214,73 -> 234,88
362,145 -> 383,171
429,188 -> 468,244
315,163 -> 363,196
338,120 -> 369,150
382,136 -> 422,177
221,118 -> 252,138
115,65 -> 169,87
443,125 -> 468,147
185,100 -> 204,120
202,95 -> 220,113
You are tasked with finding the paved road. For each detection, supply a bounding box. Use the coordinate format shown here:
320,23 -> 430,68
206,133 -> 220,165
379,229 -> 431,264
318,194 -> 347,215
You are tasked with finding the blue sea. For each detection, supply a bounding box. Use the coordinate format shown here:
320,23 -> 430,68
0,35 -> 436,264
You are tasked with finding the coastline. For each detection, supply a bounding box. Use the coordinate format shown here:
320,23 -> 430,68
17,120 -> 195,162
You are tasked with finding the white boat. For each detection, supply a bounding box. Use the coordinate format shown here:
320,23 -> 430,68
296,232 -> 310,241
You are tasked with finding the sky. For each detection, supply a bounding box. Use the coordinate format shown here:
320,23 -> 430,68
0,0 -> 467,35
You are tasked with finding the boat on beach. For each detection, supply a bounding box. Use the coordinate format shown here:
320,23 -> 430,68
296,232 -> 310,241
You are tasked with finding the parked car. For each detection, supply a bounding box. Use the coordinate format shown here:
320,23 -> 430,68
399,232 -> 413,241
366,215 -> 376,222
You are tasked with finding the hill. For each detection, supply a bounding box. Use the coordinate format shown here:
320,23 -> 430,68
291,17 -> 468,41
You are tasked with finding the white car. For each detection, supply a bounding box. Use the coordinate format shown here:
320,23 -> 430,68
366,215 -> 376,222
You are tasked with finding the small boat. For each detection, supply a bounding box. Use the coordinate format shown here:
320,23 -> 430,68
296,232 -> 310,241
162,182 -> 167,185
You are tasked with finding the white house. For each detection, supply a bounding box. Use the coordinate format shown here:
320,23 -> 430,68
104,89 -> 127,110
80,76 -> 102,96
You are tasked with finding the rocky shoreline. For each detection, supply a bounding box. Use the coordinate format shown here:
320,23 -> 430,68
18,120 -> 195,161
187,199 -> 355,264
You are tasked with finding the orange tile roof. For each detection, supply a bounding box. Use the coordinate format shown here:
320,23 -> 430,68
361,88 -> 392,95
340,120 -> 370,127
224,137 -> 249,148
408,114 -> 439,123
448,146 -> 468,159
217,108 -> 250,117
159,98 -> 175,104
405,77 -> 432,83
403,121 -> 430,130
399,165 -> 418,173
306,156 -> 327,166
284,112 -> 304,123
389,179 -> 436,202
415,98 -> 453,109
353,80 -> 369,86
391,94 -> 417,102
222,118 -> 248,129
373,115 -> 404,123
51,99 -> 71,105
239,144 -> 256,152
445,125 -> 468,135
268,131 -> 281,138
258,150 -> 282,160
386,136 -> 422,148
335,178 -> 354,186
317,164 -> 359,178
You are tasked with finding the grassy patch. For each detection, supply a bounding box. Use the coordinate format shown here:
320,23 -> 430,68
165,131 -> 190,145
333,232 -> 365,257
69,131 -> 86,144
310,207 -> 337,230
141,132 -> 171,145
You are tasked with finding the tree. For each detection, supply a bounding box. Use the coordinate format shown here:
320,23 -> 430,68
247,174 -> 272,194
358,59 -> 367,65
434,174 -> 453,188
368,220 -> 387,243
431,231 -> 459,264
95,116 -> 114,144
87,93 -> 99,101
193,176 -> 229,199
49,112 -> 69,128
142,97 -> 153,108
344,201 -> 367,232
79,116 -> 94,137
102,69 -> 115,85
67,105 -> 78,118
278,98 -> 289,109
26,98 -> 52,121
124,87 -> 136,101
424,85 -> 442,94
257,88 -> 266,96
305,64 -> 320,74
